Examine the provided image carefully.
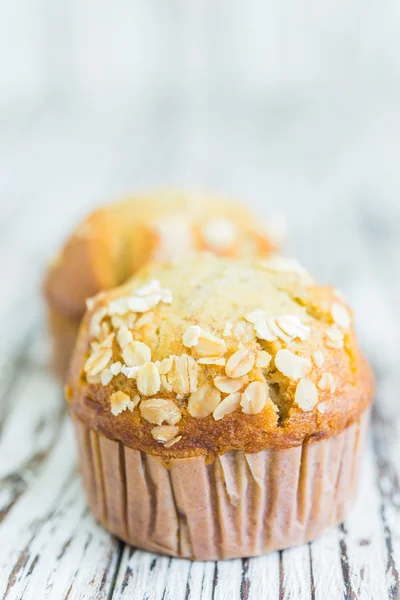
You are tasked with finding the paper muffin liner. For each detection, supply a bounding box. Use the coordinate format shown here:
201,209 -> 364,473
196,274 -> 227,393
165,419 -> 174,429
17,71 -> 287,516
73,409 -> 370,561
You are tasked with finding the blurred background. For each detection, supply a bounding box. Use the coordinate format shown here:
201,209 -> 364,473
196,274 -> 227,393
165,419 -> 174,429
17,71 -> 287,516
0,0 -> 398,355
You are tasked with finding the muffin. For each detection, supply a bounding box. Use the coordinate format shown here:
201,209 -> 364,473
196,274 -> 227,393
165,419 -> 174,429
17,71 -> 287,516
44,191 -> 277,379
66,254 -> 373,560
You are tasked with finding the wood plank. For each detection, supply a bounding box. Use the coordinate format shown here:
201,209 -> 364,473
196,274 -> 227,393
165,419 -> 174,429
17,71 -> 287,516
310,440 -> 390,600
0,418 -> 121,600
113,550 -> 281,600
246,553 -> 280,600
0,334 -> 58,520
0,329 -> 121,600
280,545 -> 312,600
212,559 -> 244,600
112,549 -> 176,600
371,402 -> 400,600
311,528 -> 344,600
340,441 -> 389,599
352,207 -> 400,600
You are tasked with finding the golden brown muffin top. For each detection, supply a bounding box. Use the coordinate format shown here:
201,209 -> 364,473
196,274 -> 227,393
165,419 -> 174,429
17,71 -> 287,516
67,255 -> 374,460
44,191 -> 277,318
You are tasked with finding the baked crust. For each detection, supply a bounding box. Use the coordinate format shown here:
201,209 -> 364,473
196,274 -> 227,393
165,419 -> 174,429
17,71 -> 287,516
67,255 -> 374,459
44,191 -> 277,319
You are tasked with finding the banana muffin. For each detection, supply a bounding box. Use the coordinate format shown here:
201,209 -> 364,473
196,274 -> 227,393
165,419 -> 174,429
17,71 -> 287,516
66,254 -> 373,560
44,191 -> 277,379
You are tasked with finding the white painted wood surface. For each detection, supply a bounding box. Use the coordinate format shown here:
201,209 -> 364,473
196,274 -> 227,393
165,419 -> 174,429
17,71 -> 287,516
0,100 -> 399,599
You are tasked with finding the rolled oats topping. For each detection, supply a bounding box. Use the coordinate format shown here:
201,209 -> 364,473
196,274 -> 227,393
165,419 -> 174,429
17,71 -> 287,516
117,325 -> 133,349
108,280 -> 173,316
140,398 -> 181,425
151,425 -> 179,443
318,372 -> 336,393
109,391 -> 138,416
317,402 -> 327,414
223,321 -> 233,336
213,392 -> 241,420
84,347 -> 112,377
182,325 -> 201,348
100,369 -> 114,386
99,327 -> 113,346
90,340 -> 101,353
255,350 -> 272,368
135,280 -> 173,305
312,350 -> 325,368
253,318 -> 278,342
107,297 -> 133,316
295,378 -> 319,411
110,361 -> 122,375
214,375 -> 247,394
90,307 -> 108,337
326,325 -> 344,348
198,357 -> 226,366
276,315 -> 310,341
160,288 -> 173,305
260,255 -> 312,281
166,354 -> 200,395
121,365 -> 139,379
225,345 -> 255,378
233,320 -> 254,342
191,329 -> 226,358
331,303 -> 351,330
240,381 -> 269,414
247,312 -> 309,345
122,341 -> 152,367
185,354 -> 201,393
267,318 -> 293,343
160,374 -> 173,393
134,312 -> 154,329
152,214 -> 194,262
260,215 -> 287,247
126,295 -> 161,313
111,313 -> 136,331
155,357 -> 173,375
200,218 -> 237,252
136,362 -> 161,396
275,349 -> 310,380
135,279 -> 162,297
246,311 -> 310,344
188,385 -> 221,418
164,435 -> 182,448
245,310 -> 268,325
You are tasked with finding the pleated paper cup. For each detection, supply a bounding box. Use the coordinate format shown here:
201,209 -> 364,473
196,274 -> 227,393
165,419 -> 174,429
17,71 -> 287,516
73,409 -> 369,561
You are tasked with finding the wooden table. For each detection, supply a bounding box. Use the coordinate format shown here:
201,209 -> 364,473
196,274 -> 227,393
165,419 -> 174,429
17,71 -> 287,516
0,101 -> 399,599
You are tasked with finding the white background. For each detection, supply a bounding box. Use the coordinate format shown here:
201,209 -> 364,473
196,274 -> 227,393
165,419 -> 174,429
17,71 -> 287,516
1,1 -> 400,232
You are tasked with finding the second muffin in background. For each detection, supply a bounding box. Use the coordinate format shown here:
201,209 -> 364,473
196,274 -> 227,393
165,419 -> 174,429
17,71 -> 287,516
44,191 -> 279,378
66,254 -> 373,560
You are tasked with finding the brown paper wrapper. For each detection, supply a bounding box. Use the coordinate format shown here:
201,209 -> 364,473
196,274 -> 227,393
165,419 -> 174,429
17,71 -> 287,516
73,409 -> 370,560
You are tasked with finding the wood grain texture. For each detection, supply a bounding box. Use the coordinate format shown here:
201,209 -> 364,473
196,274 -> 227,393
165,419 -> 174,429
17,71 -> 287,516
0,103 -> 399,599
